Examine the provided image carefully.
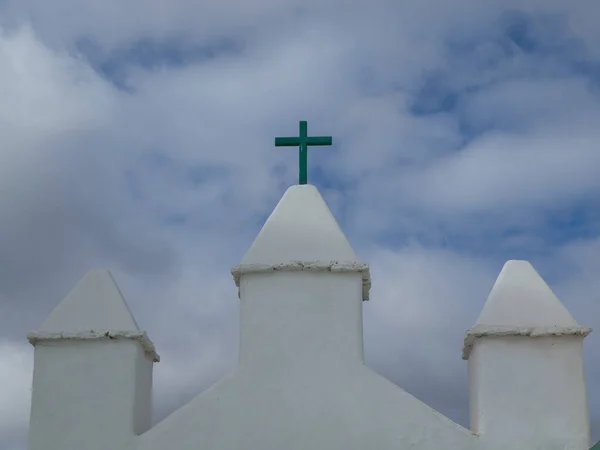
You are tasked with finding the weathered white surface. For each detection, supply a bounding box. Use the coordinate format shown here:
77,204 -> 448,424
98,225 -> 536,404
231,260 -> 371,300
466,260 -> 591,450
463,324 -> 591,360
27,330 -> 160,362
37,268 -> 140,332
28,269 -> 156,450
241,184 -> 358,265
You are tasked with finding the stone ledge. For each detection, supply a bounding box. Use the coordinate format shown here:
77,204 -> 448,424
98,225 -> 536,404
462,324 -> 592,360
231,260 -> 371,301
27,330 -> 160,362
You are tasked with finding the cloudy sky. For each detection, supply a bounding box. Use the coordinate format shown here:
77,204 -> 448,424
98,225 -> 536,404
2,0 -> 600,448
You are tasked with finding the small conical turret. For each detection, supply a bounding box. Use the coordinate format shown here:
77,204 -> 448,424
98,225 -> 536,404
474,260 -> 578,328
28,269 -> 158,450
464,260 -> 591,450
36,268 -> 140,332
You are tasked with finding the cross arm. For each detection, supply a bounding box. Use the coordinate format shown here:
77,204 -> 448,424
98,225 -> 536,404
306,136 -> 332,146
275,137 -> 301,146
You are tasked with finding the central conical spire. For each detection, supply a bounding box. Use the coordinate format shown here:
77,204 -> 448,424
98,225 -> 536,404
240,184 -> 359,265
234,184 -> 370,300
231,184 -> 371,373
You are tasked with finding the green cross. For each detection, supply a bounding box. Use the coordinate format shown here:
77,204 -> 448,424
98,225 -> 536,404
275,121 -> 332,185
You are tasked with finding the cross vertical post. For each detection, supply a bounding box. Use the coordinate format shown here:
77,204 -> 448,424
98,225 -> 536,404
275,121 -> 333,185
298,120 -> 308,185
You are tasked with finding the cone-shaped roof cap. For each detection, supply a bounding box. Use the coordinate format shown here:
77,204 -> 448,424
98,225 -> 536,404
476,260 -> 578,327
37,269 -> 140,332
240,184 -> 359,265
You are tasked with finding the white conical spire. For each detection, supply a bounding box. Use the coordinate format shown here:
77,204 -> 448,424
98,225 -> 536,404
240,184 -> 359,265
475,260 -> 578,327
37,269 -> 140,332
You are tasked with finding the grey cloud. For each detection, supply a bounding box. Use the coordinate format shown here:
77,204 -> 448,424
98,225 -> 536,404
2,1 -> 600,449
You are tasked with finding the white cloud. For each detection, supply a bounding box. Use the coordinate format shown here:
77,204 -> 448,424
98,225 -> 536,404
406,126 -> 600,214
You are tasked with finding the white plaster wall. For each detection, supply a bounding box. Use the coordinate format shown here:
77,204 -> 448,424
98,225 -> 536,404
128,271 -> 478,450
237,272 -> 364,372
469,336 -> 590,450
28,339 -> 153,450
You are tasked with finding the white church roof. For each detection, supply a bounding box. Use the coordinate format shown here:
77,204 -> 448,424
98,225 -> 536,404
240,184 -> 359,265
36,268 -> 140,332
475,260 -> 578,327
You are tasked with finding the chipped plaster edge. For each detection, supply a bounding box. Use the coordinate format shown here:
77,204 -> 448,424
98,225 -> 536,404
27,330 -> 160,362
462,325 -> 593,360
231,261 -> 371,301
